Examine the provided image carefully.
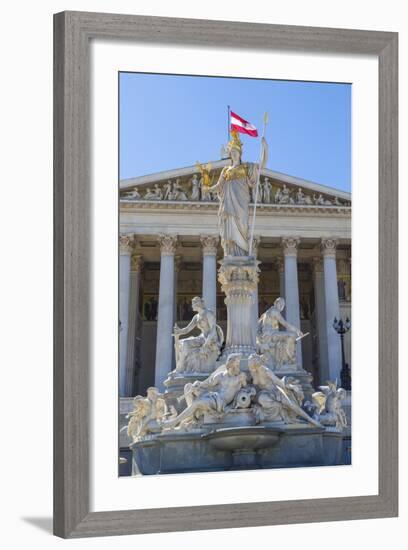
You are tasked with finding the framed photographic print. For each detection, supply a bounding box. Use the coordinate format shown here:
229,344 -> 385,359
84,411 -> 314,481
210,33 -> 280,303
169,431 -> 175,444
54,11 -> 398,538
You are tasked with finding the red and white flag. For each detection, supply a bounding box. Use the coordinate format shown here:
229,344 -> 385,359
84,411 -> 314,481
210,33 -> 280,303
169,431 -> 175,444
230,111 -> 258,137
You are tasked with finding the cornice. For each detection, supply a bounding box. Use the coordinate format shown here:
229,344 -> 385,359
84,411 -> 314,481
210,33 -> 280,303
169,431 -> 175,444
120,200 -> 351,217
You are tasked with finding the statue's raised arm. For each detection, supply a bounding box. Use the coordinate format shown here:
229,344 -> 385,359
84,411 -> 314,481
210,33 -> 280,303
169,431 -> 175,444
173,314 -> 198,337
274,310 -> 303,338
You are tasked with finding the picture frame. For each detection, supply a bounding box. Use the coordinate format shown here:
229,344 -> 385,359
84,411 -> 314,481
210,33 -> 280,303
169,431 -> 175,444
53,11 -> 398,538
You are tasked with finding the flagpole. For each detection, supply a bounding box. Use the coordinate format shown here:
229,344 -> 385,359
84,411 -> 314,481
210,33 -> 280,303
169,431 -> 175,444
227,105 -> 231,143
249,112 -> 268,256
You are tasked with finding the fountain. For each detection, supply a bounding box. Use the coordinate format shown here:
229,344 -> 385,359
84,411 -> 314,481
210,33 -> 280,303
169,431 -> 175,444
127,131 -> 348,475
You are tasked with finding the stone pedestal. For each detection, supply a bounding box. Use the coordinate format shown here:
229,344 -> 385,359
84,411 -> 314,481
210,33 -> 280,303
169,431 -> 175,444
130,423 -> 345,475
218,256 -> 259,358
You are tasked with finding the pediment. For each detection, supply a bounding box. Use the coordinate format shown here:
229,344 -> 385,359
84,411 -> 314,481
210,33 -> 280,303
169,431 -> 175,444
120,160 -> 351,207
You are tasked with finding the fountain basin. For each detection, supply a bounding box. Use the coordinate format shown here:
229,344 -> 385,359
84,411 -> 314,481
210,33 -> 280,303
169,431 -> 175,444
203,426 -> 282,451
130,422 -> 346,475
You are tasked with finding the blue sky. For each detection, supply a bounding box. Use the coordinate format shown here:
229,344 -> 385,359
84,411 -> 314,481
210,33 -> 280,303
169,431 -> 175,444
119,72 -> 351,192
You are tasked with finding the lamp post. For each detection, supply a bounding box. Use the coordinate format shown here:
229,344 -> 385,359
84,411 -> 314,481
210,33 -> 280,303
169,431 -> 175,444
333,317 -> 351,390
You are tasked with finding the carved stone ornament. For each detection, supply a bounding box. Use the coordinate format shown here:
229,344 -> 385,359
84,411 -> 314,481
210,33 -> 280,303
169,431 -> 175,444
200,235 -> 219,256
281,236 -> 300,257
217,257 -> 260,355
127,387 -> 176,441
131,254 -> 143,272
157,233 -> 178,255
218,261 -> 260,298
311,381 -> 348,432
321,238 -> 338,257
161,352 -> 321,433
119,234 -> 134,255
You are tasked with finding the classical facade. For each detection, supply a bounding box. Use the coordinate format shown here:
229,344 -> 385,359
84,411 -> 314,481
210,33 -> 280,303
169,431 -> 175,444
118,159 -> 351,473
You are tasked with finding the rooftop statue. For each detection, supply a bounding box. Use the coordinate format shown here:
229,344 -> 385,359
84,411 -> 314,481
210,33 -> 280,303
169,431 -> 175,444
144,187 -> 158,200
262,177 -> 272,204
190,174 -> 200,201
275,183 -> 294,204
173,296 -> 224,374
123,187 -> 141,200
296,187 -> 312,205
153,183 -> 163,200
207,131 -> 258,257
313,193 -> 333,206
196,162 -> 213,202
172,179 -> 188,201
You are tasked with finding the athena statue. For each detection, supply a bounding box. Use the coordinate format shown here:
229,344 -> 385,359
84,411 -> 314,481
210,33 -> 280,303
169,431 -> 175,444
208,131 -> 258,257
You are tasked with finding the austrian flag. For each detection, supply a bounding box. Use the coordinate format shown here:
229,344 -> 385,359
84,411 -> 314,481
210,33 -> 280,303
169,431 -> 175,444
230,111 -> 258,137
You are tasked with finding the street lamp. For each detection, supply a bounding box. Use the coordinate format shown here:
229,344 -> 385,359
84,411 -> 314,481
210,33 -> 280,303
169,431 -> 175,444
333,317 -> 351,390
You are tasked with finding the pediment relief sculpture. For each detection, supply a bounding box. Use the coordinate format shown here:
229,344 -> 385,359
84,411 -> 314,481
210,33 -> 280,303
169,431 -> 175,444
121,172 -> 350,208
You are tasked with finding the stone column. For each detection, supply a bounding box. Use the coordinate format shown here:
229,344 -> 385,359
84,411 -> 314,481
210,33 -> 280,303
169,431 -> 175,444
124,254 -> 143,396
155,234 -> 178,390
119,234 -> 134,397
321,238 -> 342,381
312,256 -> 329,384
174,255 -> 182,324
282,237 -> 303,367
172,255 -> 182,370
275,256 -> 285,299
200,235 -> 218,314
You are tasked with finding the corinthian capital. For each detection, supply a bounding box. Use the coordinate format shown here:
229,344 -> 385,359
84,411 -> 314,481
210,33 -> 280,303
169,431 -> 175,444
200,235 -> 219,256
281,236 -> 300,257
119,234 -> 135,255
157,233 -> 178,255
321,238 -> 338,258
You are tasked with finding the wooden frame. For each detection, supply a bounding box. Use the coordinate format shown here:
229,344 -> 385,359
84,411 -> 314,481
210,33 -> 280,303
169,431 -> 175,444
53,11 -> 398,538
